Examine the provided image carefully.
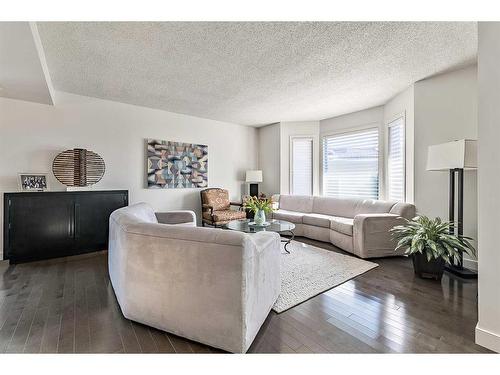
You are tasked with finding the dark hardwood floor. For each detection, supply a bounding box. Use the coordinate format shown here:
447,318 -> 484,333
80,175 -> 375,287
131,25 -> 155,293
0,237 -> 490,353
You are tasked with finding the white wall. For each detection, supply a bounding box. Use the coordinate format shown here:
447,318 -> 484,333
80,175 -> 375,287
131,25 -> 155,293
321,106 -> 384,136
258,123 -> 280,196
320,106 -> 385,197
279,121 -> 320,196
476,22 -> 500,353
0,91 -> 258,258
414,65 -> 478,269
384,85 -> 415,203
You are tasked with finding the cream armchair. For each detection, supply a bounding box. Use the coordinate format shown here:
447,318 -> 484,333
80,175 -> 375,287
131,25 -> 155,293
108,202 -> 281,353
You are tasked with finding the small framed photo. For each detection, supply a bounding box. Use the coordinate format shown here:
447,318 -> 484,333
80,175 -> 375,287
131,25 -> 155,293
18,173 -> 49,192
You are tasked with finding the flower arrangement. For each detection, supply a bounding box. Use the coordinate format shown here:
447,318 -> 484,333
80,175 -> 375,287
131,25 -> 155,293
243,196 -> 274,214
243,196 -> 274,225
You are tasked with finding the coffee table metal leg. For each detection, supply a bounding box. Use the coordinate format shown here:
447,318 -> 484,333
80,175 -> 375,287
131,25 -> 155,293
280,230 -> 294,254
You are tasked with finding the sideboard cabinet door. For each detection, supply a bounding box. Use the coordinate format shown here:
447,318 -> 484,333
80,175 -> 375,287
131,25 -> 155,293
73,191 -> 128,252
3,190 -> 128,263
6,193 -> 75,262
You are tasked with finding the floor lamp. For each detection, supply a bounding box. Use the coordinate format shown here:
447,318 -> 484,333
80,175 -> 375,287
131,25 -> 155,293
427,139 -> 478,279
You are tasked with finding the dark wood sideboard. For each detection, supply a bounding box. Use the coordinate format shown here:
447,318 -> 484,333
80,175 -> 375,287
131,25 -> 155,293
3,190 -> 128,263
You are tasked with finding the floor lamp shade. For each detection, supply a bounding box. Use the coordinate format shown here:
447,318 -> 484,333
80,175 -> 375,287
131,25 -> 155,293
426,139 -> 477,171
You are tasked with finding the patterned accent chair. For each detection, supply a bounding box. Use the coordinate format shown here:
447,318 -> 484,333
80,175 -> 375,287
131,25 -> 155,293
200,188 -> 246,227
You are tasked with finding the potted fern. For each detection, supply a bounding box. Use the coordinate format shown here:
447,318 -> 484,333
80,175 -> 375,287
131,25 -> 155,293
390,216 -> 475,280
243,196 -> 274,226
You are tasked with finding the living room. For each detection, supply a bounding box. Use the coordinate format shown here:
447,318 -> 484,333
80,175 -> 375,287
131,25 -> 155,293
1,1 -> 499,373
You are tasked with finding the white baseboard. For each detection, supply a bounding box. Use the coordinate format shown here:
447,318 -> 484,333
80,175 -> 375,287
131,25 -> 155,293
463,257 -> 478,271
476,324 -> 500,352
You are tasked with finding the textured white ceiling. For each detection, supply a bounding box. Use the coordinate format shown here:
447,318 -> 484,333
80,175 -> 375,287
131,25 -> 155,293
37,22 -> 477,126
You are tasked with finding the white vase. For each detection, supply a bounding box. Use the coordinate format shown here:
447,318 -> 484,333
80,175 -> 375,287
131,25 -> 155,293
254,209 -> 266,225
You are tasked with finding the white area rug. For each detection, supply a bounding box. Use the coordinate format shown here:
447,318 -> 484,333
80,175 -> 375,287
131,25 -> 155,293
272,241 -> 378,313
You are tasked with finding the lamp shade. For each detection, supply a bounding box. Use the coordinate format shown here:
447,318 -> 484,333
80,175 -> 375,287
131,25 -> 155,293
245,170 -> 263,182
426,139 -> 477,171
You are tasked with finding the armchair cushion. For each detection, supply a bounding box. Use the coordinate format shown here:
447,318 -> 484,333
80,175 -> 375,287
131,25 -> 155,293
202,209 -> 246,223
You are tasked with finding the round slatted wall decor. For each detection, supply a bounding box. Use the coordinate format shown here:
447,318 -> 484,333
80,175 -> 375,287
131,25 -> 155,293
52,148 -> 105,187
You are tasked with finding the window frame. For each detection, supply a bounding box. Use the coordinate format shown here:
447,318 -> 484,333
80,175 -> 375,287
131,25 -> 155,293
321,124 -> 381,200
289,135 -> 314,196
385,113 -> 407,202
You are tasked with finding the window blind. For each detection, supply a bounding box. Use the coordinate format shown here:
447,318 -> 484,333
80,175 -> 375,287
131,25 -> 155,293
387,117 -> 405,202
291,137 -> 313,195
322,128 -> 379,199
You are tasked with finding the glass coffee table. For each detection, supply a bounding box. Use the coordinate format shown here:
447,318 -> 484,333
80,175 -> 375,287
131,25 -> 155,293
225,219 -> 295,254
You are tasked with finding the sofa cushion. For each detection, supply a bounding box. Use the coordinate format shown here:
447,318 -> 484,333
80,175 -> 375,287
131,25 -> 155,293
355,199 -> 396,216
329,216 -> 354,236
303,213 -> 332,228
312,196 -> 396,218
312,196 -> 346,216
272,209 -> 304,224
279,195 -> 313,213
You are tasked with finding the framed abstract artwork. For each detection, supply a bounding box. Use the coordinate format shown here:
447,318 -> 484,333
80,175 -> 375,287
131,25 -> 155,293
146,139 -> 208,189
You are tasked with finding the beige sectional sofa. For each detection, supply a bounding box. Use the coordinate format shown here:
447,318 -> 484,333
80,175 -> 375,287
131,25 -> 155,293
272,195 -> 416,258
108,203 -> 281,353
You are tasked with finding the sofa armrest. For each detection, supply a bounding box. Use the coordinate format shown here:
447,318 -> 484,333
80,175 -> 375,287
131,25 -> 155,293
241,231 -> 281,351
248,231 -> 281,254
155,210 -> 196,226
353,213 -> 406,258
389,202 -> 416,220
